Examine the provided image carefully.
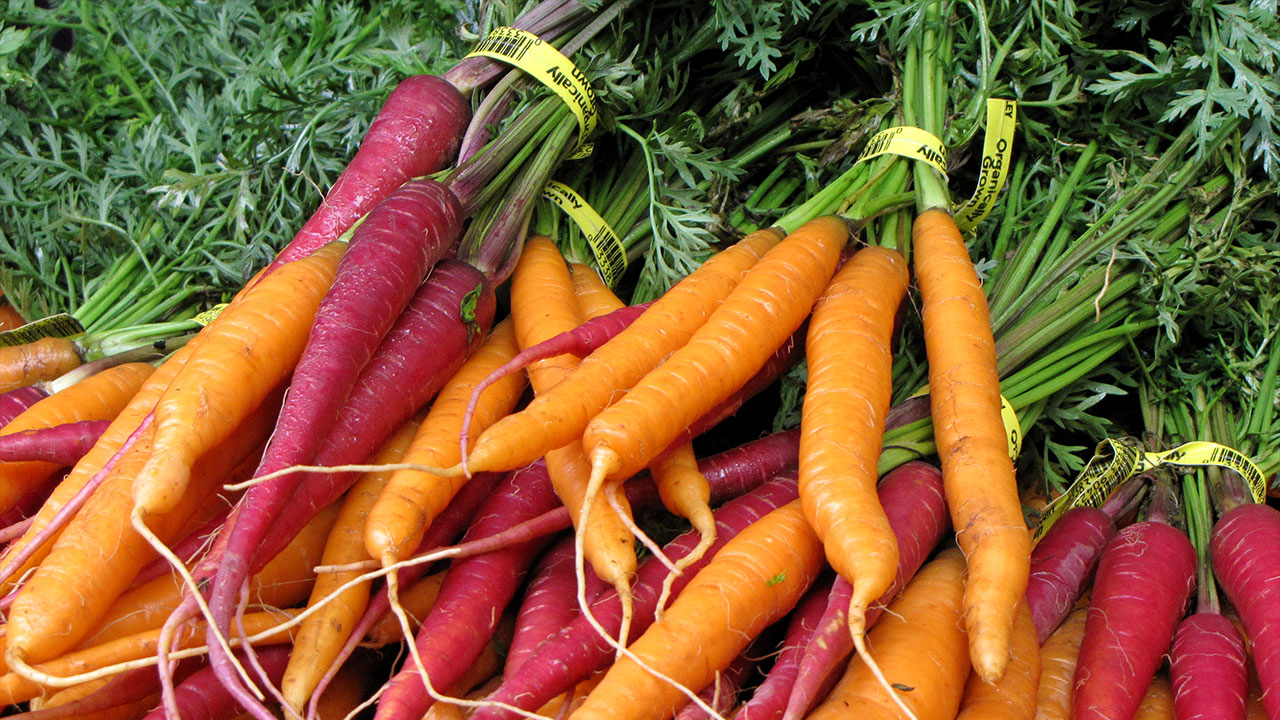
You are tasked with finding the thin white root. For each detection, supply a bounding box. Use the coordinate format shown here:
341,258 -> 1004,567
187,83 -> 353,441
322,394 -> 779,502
224,461 -> 458,492
853,628 -> 919,720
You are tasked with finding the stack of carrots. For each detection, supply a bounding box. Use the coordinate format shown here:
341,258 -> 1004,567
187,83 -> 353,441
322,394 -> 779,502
1,1 -> 1278,719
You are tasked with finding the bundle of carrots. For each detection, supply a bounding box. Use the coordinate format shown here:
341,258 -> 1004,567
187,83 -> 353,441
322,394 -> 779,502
1,0 -> 1278,719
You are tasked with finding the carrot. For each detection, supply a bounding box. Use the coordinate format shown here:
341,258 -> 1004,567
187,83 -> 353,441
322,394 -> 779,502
1072,481 -> 1196,720
806,548 -> 971,720
282,419 -> 421,714
913,207 -> 1030,683
131,241 -> 344,517
1134,675 -> 1176,720
800,245 -> 909,654
140,645 -> 291,720
0,386 -> 48,427
0,362 -> 152,514
0,420 -> 110,466
461,227 -> 783,475
1033,607 -> 1087,720
364,571 -> 448,647
567,498 -> 824,720
1170,611 -> 1248,720
583,216 -> 849,483
0,337 -> 82,394
505,534 -> 611,676
1210,501 -> 1280,719
3,662 -> 200,720
0,609 -> 299,705
674,643 -> 757,720
364,319 -> 524,566
647,440 -> 715,610
956,601 -> 1040,720
0,293 -> 25,330
270,75 -> 469,268
735,575 -> 834,720
3,385 -> 282,667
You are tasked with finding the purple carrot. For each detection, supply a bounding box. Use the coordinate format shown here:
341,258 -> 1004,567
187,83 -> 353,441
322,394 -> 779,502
256,178 -> 462,488
675,640 -> 759,720
0,386 -> 46,428
1210,495 -> 1280,719
142,646 -> 292,720
735,575 -> 834,720
506,534 -> 611,676
0,469 -> 64,532
127,505 -> 231,592
270,77 -> 469,269
1026,476 -> 1147,643
461,301 -> 652,463
1170,612 -> 1248,720
470,473 -> 802,720
1072,477 -> 1197,720
0,419 -> 109,465
782,460 -> 949,720
204,260 -> 495,718
7,661 -> 202,720
373,462 -> 563,720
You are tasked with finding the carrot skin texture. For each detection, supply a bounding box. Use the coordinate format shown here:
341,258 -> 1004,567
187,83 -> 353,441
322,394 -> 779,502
783,461 -> 949,720
735,575 -> 834,720
505,534 -> 610,676
586,216 -> 848,480
140,645 -> 291,720
1211,503 -> 1280,719
1134,675 -> 1176,720
1169,612 -> 1248,720
465,227 -> 784,474
800,246 -> 909,638
0,420 -> 109,465
473,475 -> 802,720
1035,607 -> 1088,720
373,461 -> 562,720
271,75 -> 469,267
957,602 -> 1041,720
0,386 -> 47,427
806,548 -> 971,720
568,498 -> 824,720
0,337 -> 81,394
1026,507 -> 1115,643
255,178 -> 461,485
1072,521 -> 1197,720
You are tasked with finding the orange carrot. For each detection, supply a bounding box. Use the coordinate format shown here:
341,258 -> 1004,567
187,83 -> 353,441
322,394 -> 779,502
584,216 -> 849,485
1134,675 -> 1176,720
3,386 -> 282,667
363,320 -> 523,565
569,263 -> 624,319
1034,607 -> 1087,720
914,207 -> 1029,683
461,227 -> 783,475
956,602 -> 1040,720
806,548 -> 970,720
568,499 -> 824,720
0,609 -> 299,705
0,337 -> 82,394
0,362 -> 153,514
799,246 -> 909,648
282,419 -> 421,713
364,571 -> 448,646
131,241 -> 344,517
646,440 -> 715,611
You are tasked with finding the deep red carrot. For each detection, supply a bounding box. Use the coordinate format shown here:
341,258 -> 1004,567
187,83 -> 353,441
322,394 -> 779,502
0,419 -> 109,465
204,259 -> 495,714
1026,477 -> 1146,643
471,473 -> 802,720
141,646 -> 292,720
735,575 -> 834,720
5,661 -> 202,720
374,462 -> 563,720
506,534 -> 611,676
1072,479 -> 1197,720
255,178 -> 463,487
460,301 -> 651,461
1210,500 -> 1280,719
0,387 -> 46,428
271,76 -> 469,268
674,642 -> 758,720
1170,612 -> 1248,720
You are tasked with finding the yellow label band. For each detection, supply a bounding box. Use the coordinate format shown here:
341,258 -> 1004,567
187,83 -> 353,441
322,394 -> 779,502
466,27 -> 598,156
0,313 -> 87,347
855,126 -> 948,177
542,181 -> 627,287
1135,441 -> 1267,504
193,303 -> 230,327
954,99 -> 1017,232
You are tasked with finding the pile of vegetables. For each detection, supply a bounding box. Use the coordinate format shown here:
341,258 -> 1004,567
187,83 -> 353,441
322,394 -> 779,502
0,0 -> 1276,718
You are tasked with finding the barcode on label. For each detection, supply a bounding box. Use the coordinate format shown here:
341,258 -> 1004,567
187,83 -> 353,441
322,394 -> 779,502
472,28 -> 538,62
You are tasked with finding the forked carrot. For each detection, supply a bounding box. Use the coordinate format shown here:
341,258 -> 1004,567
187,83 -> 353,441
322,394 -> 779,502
955,602 -> 1040,720
806,548 -> 970,720
0,337 -> 82,394
646,440 -> 715,614
914,207 -> 1029,683
567,499 -> 824,720
131,241 -> 344,517
799,246 -> 909,652
459,227 -> 783,475
0,362 -> 153,514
